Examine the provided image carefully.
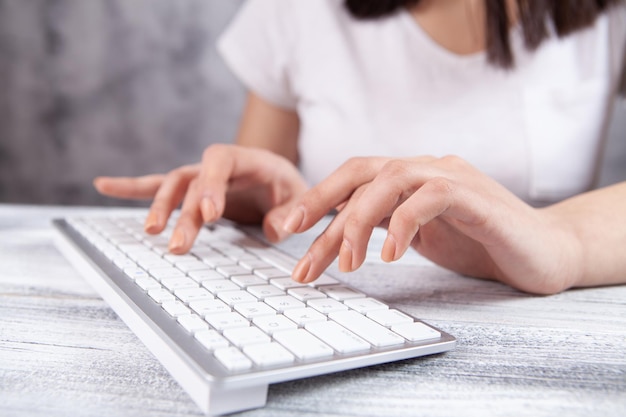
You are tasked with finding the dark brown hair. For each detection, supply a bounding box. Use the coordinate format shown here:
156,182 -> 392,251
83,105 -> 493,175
345,0 -> 624,69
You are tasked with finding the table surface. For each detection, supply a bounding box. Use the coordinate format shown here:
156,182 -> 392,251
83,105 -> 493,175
1,204 -> 625,417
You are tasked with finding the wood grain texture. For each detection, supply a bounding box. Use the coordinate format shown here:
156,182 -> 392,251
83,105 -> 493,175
1,205 -> 625,417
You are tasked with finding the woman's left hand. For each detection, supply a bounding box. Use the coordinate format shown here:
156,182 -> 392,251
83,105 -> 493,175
282,155 -> 582,294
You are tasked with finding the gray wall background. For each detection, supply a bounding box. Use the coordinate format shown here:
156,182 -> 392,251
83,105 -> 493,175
0,0 -> 244,206
0,0 -> 624,207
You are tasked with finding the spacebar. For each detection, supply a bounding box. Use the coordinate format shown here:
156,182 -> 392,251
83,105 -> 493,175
328,311 -> 405,347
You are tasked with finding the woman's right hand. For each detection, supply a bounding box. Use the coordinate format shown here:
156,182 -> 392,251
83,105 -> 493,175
94,144 -> 309,254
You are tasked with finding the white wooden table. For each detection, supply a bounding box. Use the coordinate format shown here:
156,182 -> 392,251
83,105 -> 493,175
1,204 -> 625,417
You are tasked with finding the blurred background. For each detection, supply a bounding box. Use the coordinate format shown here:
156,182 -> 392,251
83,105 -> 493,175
0,0 -> 244,206
0,0 -> 624,207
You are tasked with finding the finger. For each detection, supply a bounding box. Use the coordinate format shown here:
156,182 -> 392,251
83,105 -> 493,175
290,185 -> 369,282
263,202 -> 298,243
381,177 -> 455,262
333,186 -> 375,272
283,157 -> 390,234
168,178 -> 204,254
291,216 -> 345,283
196,144 -> 286,223
145,166 -> 199,234
340,159 -> 436,270
93,175 -> 165,200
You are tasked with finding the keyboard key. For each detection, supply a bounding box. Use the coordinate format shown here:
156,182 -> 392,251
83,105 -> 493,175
321,285 -> 365,301
124,267 -> 150,281
205,312 -> 249,331
391,322 -> 441,342
214,347 -> 253,372
223,327 -> 271,348
195,330 -> 229,351
305,321 -> 371,354
284,307 -> 326,326
189,299 -> 231,316
231,274 -> 266,288
217,290 -> 258,306
273,329 -> 334,360
149,267 -> 186,281
174,287 -> 213,303
243,342 -> 295,367
344,297 -> 389,314
366,309 -> 414,327
202,279 -> 240,294
329,311 -> 405,347
189,247 -> 219,258
307,274 -> 340,287
238,258 -> 274,270
287,287 -> 327,301
253,315 -> 298,335
161,277 -> 199,291
135,277 -> 161,291
148,288 -> 176,304
247,285 -> 285,300
217,265 -> 252,277
270,277 -> 307,290
137,257 -> 171,270
175,260 -> 211,273
164,254 -> 198,264
162,300 -> 191,317
307,298 -> 348,314
202,255 -> 237,268
188,269 -> 224,283
264,295 -> 305,312
255,268 -> 291,281
234,302 -> 276,319
113,257 -> 137,269
178,314 -> 209,333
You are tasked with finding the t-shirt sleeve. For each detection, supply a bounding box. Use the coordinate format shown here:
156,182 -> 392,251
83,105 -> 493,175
217,0 -> 298,110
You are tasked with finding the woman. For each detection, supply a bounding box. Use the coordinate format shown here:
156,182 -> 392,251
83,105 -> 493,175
94,0 -> 626,294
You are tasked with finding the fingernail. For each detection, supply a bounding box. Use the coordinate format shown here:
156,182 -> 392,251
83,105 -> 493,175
145,211 -> 160,233
339,240 -> 353,272
169,228 -> 186,252
283,207 -> 305,233
200,197 -> 216,223
270,218 -> 289,241
381,234 -> 397,263
292,253 -> 312,282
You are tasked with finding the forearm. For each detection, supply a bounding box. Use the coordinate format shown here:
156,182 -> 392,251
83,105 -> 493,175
542,181 -> 626,289
234,92 -> 300,164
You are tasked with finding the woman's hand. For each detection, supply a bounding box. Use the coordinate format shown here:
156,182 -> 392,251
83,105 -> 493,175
94,144 -> 308,253
283,155 -> 583,295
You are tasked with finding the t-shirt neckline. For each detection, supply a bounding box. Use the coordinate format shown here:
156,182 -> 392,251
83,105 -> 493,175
397,7 -> 487,66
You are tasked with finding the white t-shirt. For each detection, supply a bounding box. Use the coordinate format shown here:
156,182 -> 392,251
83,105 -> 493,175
218,0 -> 626,203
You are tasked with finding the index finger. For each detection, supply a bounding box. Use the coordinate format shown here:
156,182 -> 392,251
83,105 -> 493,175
93,175 -> 165,200
196,144 -> 296,223
283,157 -> 390,234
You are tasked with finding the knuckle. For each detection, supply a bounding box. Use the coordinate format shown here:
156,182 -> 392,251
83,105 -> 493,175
150,197 -> 173,213
167,165 -> 191,179
391,206 -> 416,227
176,210 -> 198,228
309,229 -> 338,258
344,213 -> 365,230
427,176 -> 455,197
300,186 -> 323,210
380,159 -> 411,179
202,143 -> 231,162
439,154 -> 467,168
342,156 -> 370,173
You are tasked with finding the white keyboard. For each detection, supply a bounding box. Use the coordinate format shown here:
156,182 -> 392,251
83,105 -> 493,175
53,215 -> 455,416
